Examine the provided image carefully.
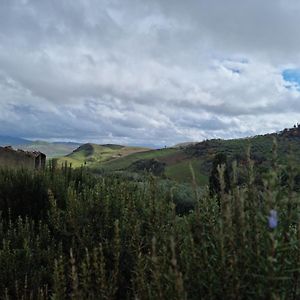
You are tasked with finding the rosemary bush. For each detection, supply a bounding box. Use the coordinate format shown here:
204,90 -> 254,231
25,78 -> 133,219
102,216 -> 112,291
0,152 -> 300,299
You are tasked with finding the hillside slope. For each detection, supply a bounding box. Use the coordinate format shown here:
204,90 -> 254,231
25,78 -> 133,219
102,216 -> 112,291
98,127 -> 300,185
56,143 -> 151,168
99,146 -> 209,185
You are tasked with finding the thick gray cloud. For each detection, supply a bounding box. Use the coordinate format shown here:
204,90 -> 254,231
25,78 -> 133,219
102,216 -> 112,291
0,0 -> 300,147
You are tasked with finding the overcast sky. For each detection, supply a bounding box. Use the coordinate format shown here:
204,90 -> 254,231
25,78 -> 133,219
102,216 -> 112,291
1,0 -> 300,146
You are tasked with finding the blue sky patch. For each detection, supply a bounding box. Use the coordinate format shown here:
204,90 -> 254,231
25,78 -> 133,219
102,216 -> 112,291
282,69 -> 300,85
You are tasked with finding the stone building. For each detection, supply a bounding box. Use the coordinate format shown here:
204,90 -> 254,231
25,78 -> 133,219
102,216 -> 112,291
0,146 -> 46,169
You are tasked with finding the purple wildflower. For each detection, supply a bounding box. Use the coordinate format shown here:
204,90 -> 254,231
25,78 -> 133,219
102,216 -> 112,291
268,209 -> 278,229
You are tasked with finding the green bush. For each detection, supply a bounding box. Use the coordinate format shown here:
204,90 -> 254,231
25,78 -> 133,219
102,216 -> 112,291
1,154 -> 300,299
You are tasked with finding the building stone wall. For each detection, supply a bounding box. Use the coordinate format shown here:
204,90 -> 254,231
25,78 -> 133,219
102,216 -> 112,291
0,146 -> 46,170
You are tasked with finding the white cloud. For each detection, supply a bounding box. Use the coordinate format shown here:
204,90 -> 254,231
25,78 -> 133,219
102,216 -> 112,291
0,0 -> 299,146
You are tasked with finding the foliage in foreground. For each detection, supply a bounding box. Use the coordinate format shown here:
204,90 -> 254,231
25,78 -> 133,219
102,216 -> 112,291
0,153 -> 300,299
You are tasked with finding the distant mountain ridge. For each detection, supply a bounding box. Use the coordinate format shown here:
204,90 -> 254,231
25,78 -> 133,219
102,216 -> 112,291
0,135 -> 32,146
0,135 -> 80,158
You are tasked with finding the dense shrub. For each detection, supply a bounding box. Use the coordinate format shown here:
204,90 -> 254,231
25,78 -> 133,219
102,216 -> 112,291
1,154 -> 300,299
128,158 -> 166,176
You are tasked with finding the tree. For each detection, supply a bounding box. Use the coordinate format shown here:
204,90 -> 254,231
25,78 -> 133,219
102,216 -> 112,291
209,152 -> 230,197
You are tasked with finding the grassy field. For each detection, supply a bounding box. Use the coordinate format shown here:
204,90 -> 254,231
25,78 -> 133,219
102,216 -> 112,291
99,147 -> 179,170
97,133 -> 300,185
56,143 -> 151,168
165,158 -> 208,186
52,128 -> 300,188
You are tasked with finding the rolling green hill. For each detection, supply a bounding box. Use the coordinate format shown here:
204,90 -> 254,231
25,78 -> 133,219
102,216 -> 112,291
96,127 -> 300,185
98,146 -> 210,185
98,146 -> 209,185
54,126 -> 300,186
56,143 -> 151,168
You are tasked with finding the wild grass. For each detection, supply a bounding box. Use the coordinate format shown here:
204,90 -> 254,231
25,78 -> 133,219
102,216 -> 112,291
99,147 -> 178,171
0,148 -> 300,299
165,159 -> 208,186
